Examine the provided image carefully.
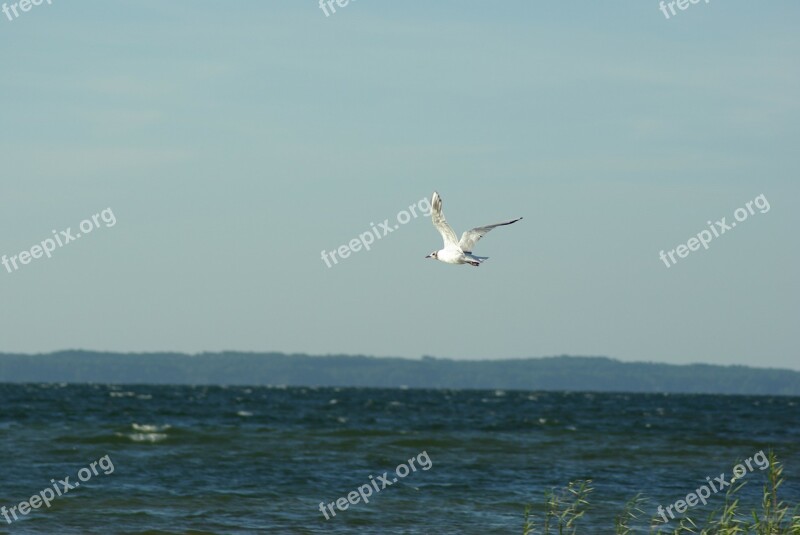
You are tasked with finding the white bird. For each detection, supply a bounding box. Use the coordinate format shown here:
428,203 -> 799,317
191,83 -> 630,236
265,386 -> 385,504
425,191 -> 522,266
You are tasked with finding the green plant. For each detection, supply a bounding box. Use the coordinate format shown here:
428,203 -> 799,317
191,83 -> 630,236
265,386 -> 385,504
521,452 -> 800,534
615,493 -> 647,535
523,479 -> 593,535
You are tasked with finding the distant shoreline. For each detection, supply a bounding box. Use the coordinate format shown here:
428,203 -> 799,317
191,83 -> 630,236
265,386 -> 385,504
1,351 -> 798,396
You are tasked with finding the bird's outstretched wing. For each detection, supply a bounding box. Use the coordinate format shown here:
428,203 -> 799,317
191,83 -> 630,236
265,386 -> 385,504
431,191 -> 460,249
458,217 -> 522,253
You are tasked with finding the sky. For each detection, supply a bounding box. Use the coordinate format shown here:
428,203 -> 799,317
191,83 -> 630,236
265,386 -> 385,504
0,1 -> 798,370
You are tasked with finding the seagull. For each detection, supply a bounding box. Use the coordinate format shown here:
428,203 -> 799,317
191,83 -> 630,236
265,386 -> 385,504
425,191 -> 522,266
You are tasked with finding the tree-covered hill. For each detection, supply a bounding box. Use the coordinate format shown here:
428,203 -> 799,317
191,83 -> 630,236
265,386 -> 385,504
0,351 -> 797,395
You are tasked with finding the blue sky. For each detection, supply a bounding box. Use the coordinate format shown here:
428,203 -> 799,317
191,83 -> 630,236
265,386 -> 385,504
1,1 -> 798,370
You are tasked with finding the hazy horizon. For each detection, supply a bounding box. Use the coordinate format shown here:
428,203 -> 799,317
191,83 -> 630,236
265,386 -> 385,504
2,349 -> 798,373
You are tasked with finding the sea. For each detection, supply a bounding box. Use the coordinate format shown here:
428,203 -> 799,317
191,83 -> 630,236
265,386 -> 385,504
0,384 -> 798,534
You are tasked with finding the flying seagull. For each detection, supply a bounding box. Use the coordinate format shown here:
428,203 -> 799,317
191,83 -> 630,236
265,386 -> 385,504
425,191 -> 522,266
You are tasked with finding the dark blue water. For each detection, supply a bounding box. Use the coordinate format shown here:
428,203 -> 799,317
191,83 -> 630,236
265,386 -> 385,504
0,384 -> 798,534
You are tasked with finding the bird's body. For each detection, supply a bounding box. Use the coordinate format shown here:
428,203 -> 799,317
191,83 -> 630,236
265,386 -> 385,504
430,247 -> 488,266
425,191 -> 521,267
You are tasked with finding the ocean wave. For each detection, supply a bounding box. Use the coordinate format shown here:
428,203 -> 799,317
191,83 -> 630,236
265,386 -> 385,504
132,423 -> 171,432
127,432 -> 168,443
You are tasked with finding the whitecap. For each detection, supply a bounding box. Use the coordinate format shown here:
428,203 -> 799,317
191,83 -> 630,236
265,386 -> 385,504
132,423 -> 171,432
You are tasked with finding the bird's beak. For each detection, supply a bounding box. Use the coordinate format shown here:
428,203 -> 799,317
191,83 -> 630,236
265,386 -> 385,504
424,254 -> 431,259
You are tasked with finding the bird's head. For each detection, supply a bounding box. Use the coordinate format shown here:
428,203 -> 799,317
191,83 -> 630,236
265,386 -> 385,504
425,251 -> 438,260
